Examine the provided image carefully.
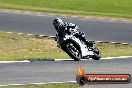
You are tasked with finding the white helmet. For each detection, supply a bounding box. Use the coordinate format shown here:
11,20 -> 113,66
53,18 -> 64,28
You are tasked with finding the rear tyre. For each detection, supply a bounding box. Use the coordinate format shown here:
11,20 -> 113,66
92,53 -> 100,60
92,48 -> 101,60
62,41 -> 81,61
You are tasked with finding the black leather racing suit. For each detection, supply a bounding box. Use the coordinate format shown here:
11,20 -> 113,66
55,22 -> 93,47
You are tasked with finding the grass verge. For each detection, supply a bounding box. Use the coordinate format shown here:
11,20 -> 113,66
0,83 -> 79,88
0,32 -> 69,61
0,32 -> 132,61
0,0 -> 132,18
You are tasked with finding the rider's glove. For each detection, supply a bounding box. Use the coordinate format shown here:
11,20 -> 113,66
79,32 -> 85,37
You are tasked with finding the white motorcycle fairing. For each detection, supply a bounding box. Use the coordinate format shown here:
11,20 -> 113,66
63,35 -> 94,58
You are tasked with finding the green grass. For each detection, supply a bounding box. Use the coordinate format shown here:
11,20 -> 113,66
0,83 -> 79,88
0,32 -> 70,61
97,43 -> 132,57
0,32 -> 132,61
0,0 -> 132,18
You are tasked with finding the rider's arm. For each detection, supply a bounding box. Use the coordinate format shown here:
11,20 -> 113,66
65,23 -> 79,34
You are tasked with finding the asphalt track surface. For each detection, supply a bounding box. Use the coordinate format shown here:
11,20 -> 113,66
0,10 -> 132,43
0,57 -> 132,88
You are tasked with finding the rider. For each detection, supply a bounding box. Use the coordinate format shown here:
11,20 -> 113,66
53,18 -> 93,47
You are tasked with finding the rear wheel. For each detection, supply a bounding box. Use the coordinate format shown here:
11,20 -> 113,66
62,41 -> 81,61
92,53 -> 100,60
92,48 -> 101,60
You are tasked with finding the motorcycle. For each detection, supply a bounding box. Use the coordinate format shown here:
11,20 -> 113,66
55,32 -> 101,61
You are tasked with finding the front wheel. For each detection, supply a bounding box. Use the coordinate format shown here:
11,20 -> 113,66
62,41 -> 82,61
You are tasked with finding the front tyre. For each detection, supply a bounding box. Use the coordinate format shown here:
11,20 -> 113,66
62,41 -> 82,61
